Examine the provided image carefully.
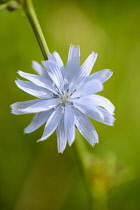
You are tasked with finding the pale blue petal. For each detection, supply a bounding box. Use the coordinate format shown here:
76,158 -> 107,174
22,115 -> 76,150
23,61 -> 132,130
64,105 -> 75,146
74,108 -> 98,145
73,100 -> 104,121
48,52 -> 64,69
15,79 -> 52,98
71,52 -> 97,86
74,100 -> 115,126
19,98 -> 60,113
87,69 -> 113,83
66,45 -> 80,82
11,99 -> 41,115
24,109 -> 54,133
37,106 -> 63,141
18,70 -> 57,94
71,69 -> 113,92
76,94 -> 115,115
72,79 -> 103,98
32,61 -> 50,78
97,107 -> 115,126
56,113 -> 67,153
91,95 -> 115,114
32,61 -> 44,75
48,52 -> 65,78
42,60 -> 64,91
80,52 -> 98,76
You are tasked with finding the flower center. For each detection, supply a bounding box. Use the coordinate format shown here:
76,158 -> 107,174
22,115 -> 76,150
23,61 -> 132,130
61,94 -> 68,103
59,91 -> 71,105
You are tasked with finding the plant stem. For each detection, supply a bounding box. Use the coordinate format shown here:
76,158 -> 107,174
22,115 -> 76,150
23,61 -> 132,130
23,0 -> 50,60
22,1 -> 94,208
73,133 -> 94,210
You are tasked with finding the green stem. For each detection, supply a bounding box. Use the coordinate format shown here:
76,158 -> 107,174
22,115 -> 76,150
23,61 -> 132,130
73,133 -> 94,210
23,0 -> 50,60
22,1 -> 94,208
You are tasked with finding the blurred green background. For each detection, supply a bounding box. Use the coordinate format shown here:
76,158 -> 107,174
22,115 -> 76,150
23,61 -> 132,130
0,0 -> 140,209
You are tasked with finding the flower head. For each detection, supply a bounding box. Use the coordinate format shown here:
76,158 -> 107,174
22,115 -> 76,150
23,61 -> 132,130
11,45 -> 115,153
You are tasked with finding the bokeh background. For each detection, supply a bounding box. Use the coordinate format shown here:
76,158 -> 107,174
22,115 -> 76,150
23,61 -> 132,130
0,0 -> 140,209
